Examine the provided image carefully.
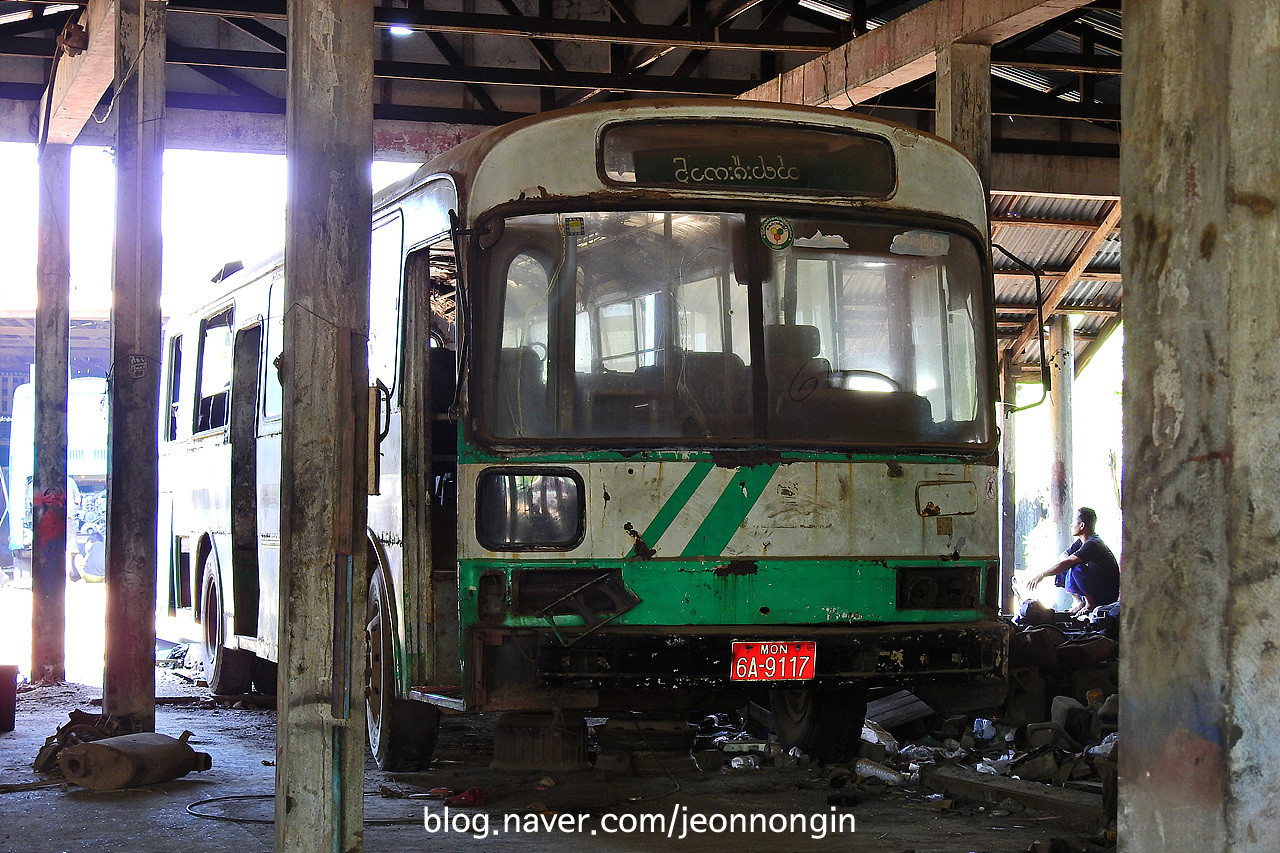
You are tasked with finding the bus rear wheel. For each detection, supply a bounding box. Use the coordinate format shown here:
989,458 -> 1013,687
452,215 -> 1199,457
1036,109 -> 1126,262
366,571 -> 440,771
200,557 -> 254,695
769,688 -> 867,763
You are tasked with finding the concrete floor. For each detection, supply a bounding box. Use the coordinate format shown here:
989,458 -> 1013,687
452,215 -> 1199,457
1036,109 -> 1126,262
0,578 -> 1104,852
0,677 -> 1105,853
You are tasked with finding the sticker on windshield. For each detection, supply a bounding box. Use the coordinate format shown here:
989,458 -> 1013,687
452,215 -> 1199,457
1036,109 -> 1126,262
562,216 -> 586,236
793,231 -> 850,249
891,229 -> 950,257
761,216 -> 794,250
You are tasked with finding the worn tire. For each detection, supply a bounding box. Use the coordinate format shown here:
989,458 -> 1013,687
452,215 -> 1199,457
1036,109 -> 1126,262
769,688 -> 867,763
200,554 -> 255,695
366,571 -> 440,771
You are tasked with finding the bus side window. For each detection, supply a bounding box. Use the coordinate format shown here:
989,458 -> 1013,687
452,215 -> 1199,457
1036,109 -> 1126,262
165,334 -> 183,441
194,308 -> 234,433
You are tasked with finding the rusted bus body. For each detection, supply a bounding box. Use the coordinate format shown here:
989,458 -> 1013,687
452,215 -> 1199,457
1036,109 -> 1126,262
160,100 -> 1006,767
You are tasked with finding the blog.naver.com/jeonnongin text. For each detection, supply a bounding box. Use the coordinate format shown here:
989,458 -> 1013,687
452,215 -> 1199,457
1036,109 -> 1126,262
422,804 -> 856,841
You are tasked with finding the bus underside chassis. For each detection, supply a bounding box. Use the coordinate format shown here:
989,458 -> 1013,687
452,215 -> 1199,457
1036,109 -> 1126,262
466,621 -> 1008,763
366,570 -> 441,771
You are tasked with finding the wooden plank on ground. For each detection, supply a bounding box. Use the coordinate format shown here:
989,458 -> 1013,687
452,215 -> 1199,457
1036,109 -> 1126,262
866,690 -> 934,728
921,765 -> 1105,823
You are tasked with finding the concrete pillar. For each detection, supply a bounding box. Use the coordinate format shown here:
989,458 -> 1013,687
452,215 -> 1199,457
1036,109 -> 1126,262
936,42 -> 992,193
103,0 -> 164,733
31,143 -> 71,685
277,2 -> 373,850
999,353 -> 1017,613
1122,3 -> 1280,850
1048,315 -> 1074,551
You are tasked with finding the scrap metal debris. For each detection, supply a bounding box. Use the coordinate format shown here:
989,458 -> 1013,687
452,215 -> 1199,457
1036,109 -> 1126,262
33,709 -> 130,773
60,731 -> 213,791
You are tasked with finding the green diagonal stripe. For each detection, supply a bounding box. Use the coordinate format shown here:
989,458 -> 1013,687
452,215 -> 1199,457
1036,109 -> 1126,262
680,464 -> 779,557
629,461 -> 715,557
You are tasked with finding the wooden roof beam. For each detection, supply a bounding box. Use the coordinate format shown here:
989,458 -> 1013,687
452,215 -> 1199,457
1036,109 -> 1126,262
996,269 -> 1121,282
739,0 -> 1098,108
39,0 -> 114,145
1006,200 -> 1123,359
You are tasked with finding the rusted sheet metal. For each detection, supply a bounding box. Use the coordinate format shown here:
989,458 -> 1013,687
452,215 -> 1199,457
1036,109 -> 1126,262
374,124 -> 486,159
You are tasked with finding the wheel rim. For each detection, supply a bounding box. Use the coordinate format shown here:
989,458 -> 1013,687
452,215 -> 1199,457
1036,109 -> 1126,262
201,573 -> 220,668
366,579 -> 389,756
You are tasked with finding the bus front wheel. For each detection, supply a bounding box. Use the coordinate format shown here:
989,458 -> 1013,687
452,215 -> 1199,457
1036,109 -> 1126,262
769,688 -> 867,763
200,557 -> 254,695
366,571 -> 440,771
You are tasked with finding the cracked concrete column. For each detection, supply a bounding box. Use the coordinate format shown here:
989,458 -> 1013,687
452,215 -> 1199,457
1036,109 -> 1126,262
277,1 -> 373,850
32,142 -> 71,685
1048,315 -> 1074,553
104,0 -> 164,732
1122,2 -> 1280,850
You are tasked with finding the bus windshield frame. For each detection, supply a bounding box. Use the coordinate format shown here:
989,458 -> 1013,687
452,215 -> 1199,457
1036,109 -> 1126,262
471,205 -> 994,452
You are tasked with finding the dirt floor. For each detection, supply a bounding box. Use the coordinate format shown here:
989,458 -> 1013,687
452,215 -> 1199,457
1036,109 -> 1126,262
0,672 -> 1110,853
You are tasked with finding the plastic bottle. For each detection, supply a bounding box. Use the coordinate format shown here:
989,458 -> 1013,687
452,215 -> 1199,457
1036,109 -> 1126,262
854,758 -> 908,785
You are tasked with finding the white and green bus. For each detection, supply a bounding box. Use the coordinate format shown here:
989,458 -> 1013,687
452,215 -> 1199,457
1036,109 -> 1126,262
160,99 -> 1007,770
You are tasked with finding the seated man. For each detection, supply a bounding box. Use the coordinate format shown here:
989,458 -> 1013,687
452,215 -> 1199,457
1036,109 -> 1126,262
1028,506 -> 1120,616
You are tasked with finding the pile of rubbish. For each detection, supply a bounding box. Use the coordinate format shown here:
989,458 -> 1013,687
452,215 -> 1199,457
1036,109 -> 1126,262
604,603 -> 1125,844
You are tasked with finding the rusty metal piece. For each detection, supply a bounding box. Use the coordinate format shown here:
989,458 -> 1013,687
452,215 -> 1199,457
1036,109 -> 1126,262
713,560 -> 759,577
33,710 -> 129,773
623,522 -> 654,559
59,731 -> 212,791
57,21 -> 89,56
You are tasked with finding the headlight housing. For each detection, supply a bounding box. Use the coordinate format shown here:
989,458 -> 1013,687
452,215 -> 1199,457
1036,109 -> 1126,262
476,468 -> 584,550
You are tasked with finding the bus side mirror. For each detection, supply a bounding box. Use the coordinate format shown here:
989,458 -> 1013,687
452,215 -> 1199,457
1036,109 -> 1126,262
367,381 -> 391,495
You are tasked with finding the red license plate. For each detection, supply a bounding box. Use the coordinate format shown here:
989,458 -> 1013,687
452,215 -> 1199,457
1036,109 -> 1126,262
730,641 -> 816,681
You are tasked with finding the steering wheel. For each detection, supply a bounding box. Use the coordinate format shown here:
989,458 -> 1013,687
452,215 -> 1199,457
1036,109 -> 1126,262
830,369 -> 901,392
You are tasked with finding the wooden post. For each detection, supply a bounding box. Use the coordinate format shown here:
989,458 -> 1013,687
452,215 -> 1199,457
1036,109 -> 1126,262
32,143 -> 71,685
936,41 -> 992,193
103,0 -> 164,732
276,1 -> 373,850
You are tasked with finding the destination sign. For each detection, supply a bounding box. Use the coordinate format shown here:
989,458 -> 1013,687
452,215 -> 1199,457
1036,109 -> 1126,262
602,120 -> 895,196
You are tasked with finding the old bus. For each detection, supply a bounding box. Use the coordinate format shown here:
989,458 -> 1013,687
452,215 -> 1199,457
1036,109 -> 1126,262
159,100 -> 1006,769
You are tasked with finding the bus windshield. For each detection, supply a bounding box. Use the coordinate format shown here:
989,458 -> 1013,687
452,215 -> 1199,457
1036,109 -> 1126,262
477,210 -> 991,448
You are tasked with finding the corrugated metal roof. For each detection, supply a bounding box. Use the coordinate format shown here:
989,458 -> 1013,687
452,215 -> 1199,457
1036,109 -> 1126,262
989,194 -> 1122,369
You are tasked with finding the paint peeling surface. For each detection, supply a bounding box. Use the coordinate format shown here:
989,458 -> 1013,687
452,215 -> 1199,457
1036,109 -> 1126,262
1152,339 -> 1184,448
459,459 -> 998,561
